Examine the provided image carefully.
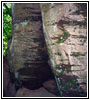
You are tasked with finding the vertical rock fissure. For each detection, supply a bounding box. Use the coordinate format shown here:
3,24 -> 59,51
7,3 -> 87,97
8,3 -> 58,93
40,5 -> 63,96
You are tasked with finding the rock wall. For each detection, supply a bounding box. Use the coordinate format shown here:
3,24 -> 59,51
15,87 -> 56,97
7,3 -> 54,89
3,57 -> 16,97
41,3 -> 87,96
7,3 -> 87,97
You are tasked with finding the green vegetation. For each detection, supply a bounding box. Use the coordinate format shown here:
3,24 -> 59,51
62,80 -> 77,89
3,3 -> 12,56
57,37 -> 64,44
57,31 -> 69,44
63,31 -> 68,36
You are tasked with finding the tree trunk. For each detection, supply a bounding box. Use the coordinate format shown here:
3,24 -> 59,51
41,3 -> 87,96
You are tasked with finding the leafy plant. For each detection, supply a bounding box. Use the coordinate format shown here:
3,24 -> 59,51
62,80 -> 77,89
63,31 -> 68,36
3,3 -> 12,56
57,31 -> 69,44
57,38 -> 64,44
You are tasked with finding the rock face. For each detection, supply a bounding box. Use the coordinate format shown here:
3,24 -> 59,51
7,3 -> 87,97
3,57 -> 16,97
15,87 -> 56,97
41,3 -> 87,96
43,79 -> 59,96
7,3 -> 54,89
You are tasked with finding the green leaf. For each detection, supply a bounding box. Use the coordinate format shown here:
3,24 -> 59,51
3,34 -> 8,41
3,3 -> 11,56
57,39 -> 63,44
71,80 -> 77,84
63,31 -> 68,36
3,49 -> 7,56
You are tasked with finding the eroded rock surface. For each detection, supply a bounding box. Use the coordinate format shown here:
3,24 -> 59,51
15,87 -> 56,97
3,57 -> 16,97
8,3 -> 54,89
41,3 -> 87,96
7,3 -> 87,97
43,79 -> 59,96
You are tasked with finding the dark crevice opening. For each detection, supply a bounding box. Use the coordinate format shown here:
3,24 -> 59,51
13,8 -> 59,96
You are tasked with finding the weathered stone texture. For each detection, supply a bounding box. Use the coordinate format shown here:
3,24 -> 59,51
15,87 -> 56,97
3,57 -> 16,97
8,3 -> 54,89
7,3 -> 87,97
41,3 -> 87,96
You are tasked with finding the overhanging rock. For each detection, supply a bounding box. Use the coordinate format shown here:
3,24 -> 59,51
40,3 -> 87,96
